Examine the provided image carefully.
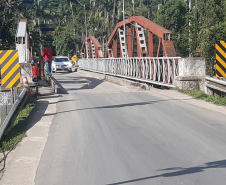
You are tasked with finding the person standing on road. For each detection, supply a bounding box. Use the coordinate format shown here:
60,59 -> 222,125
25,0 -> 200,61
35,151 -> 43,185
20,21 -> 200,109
41,44 -> 53,75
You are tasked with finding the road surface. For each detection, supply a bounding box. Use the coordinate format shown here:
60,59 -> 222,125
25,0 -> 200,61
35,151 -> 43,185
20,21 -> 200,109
35,71 -> 226,185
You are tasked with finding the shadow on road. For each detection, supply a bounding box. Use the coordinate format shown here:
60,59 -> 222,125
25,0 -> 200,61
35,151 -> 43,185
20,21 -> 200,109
48,99 -> 80,104
53,74 -> 104,91
42,98 -> 194,117
106,159 -> 226,185
55,80 -> 89,84
38,95 -> 61,99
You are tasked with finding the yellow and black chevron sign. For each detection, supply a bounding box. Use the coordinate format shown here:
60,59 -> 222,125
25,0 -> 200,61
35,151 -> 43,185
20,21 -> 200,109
0,50 -> 21,88
216,41 -> 226,77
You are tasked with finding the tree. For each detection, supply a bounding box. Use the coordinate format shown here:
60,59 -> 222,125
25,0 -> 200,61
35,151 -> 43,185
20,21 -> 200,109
191,0 -> 226,75
0,0 -> 22,49
155,0 -> 189,57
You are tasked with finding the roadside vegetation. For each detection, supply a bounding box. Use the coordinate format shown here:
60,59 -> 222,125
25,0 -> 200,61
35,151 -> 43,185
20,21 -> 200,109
0,103 -> 36,151
174,87 -> 226,106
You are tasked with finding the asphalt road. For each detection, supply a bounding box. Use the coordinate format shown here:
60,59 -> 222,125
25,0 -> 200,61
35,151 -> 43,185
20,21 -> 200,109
35,71 -> 226,185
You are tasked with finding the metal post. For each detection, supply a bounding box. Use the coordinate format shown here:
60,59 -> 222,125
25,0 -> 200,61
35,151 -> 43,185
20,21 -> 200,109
123,0 -> 126,38
13,88 -> 16,103
148,32 -> 153,57
157,38 -> 162,57
134,24 -> 142,57
189,0 -> 192,57
77,0 -> 88,58
122,0 -> 127,56
84,5 -> 88,58
132,0 -> 135,15
113,36 -> 117,58
127,26 -> 132,57
11,88 -> 14,103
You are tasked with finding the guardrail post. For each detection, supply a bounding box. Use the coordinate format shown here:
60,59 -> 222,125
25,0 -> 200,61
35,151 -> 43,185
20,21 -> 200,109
206,87 -> 214,96
0,90 -> 12,126
50,78 -> 56,93
0,105 -> 7,127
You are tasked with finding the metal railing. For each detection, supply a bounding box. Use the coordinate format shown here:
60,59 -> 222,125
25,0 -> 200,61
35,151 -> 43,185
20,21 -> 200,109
0,87 -> 24,124
79,57 -> 180,87
0,86 -> 28,141
0,88 -> 23,106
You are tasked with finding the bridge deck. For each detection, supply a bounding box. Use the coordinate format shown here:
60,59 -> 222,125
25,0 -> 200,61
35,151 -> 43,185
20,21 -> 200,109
34,71 -> 226,185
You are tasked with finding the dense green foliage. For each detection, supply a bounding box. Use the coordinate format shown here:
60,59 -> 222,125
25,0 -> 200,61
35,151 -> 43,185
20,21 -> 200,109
0,0 -> 22,49
1,0 -> 226,75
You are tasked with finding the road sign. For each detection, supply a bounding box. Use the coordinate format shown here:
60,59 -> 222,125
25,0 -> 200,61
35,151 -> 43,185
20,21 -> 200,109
71,55 -> 79,62
216,41 -> 226,77
0,50 -> 21,89
40,24 -> 55,31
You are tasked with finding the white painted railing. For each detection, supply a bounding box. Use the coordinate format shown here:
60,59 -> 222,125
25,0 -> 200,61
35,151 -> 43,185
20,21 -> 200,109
78,57 -> 181,87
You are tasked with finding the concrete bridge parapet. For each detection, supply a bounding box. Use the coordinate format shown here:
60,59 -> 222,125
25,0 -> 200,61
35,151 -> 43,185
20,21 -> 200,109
175,57 -> 206,91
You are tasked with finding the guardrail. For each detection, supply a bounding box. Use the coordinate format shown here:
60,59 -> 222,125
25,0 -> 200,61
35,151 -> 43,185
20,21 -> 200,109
205,76 -> 226,95
44,70 -> 59,93
0,87 -> 24,123
0,86 -> 28,141
78,57 -> 180,87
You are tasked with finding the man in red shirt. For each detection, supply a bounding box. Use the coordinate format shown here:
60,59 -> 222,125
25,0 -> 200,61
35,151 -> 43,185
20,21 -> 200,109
41,44 -> 53,75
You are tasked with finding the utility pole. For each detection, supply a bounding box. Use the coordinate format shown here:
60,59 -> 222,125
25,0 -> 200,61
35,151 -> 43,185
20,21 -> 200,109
70,1 -> 76,54
189,0 -> 192,57
70,1 -> 74,17
77,0 -> 88,58
84,4 -> 88,58
112,0 -> 116,32
122,0 -> 128,57
132,0 -> 135,15
123,0 -> 126,37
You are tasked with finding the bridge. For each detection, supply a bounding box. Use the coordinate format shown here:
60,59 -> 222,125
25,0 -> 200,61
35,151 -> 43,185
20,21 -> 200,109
0,15 -> 226,185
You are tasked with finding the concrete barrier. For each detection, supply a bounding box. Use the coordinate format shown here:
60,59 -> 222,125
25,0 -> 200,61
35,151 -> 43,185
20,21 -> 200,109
20,63 -> 33,84
175,57 -> 206,90
79,70 -> 151,91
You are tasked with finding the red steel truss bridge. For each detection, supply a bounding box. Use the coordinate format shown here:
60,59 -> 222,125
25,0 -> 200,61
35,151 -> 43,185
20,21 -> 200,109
79,16 -> 180,87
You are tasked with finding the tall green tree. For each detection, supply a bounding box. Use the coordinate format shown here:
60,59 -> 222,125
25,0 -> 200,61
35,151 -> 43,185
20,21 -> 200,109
0,0 -> 22,49
155,0 -> 189,57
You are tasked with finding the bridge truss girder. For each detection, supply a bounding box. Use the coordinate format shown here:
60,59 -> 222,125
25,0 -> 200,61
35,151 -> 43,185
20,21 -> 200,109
106,16 -> 176,58
81,36 -> 104,58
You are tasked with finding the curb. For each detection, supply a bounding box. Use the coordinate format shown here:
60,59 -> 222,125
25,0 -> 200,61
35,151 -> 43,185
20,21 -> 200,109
78,70 -> 153,91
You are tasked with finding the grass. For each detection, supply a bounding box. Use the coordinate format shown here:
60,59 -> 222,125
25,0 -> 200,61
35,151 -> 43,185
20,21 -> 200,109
173,87 -> 226,106
0,102 -> 36,151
